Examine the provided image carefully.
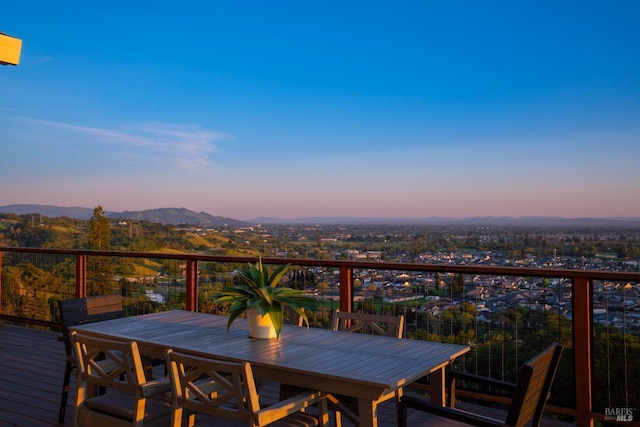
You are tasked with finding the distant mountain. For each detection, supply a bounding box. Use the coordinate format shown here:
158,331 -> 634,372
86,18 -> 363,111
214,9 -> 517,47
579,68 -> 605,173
0,204 -> 96,219
0,205 -> 248,227
2,205 -> 639,227
109,208 -> 248,227
248,216 -> 640,226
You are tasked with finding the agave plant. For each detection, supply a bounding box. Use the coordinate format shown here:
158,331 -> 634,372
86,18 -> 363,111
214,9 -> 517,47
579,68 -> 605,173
212,256 -> 312,338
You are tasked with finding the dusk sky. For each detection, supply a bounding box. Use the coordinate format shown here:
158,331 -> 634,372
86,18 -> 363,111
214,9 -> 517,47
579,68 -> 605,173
1,2 -> 639,220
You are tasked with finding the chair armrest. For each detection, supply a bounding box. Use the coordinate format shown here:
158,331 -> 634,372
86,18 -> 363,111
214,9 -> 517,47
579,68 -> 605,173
401,395 -> 505,427
140,376 -> 171,397
255,390 -> 327,426
450,370 -> 517,392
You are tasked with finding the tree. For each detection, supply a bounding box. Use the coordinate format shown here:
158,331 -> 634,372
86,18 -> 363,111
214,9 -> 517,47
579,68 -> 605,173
88,206 -> 111,250
451,273 -> 465,295
316,282 -> 330,294
88,206 -> 113,294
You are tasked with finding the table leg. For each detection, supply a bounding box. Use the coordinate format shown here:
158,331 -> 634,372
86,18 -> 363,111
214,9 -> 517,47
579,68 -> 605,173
357,398 -> 378,427
430,367 -> 447,406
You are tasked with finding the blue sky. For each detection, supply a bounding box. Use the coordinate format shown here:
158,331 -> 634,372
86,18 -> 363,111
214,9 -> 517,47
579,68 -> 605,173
1,1 -> 639,220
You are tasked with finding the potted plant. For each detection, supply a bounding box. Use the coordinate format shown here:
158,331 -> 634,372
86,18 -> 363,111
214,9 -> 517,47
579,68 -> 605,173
212,256 -> 312,339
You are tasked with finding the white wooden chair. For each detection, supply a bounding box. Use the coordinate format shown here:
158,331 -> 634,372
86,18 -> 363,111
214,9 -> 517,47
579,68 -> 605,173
165,349 -> 330,427
398,343 -> 564,427
330,309 -> 405,338
58,294 -> 125,423
70,331 -> 171,427
331,310 -> 405,426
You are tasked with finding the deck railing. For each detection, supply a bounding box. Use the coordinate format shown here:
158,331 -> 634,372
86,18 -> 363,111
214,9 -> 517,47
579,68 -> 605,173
1,247 -> 639,427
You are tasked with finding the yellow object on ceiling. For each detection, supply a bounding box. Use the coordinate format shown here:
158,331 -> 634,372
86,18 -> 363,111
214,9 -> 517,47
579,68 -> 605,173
0,32 -> 22,66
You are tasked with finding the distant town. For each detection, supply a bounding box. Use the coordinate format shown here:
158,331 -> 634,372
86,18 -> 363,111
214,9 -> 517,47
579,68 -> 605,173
2,207 -> 639,335
170,221 -> 640,336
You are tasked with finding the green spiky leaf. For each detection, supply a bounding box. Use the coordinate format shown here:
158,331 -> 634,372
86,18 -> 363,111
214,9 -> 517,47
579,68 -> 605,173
211,255 -> 312,339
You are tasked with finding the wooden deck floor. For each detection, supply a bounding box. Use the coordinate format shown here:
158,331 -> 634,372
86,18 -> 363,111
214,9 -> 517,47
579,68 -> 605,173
0,323 -> 574,427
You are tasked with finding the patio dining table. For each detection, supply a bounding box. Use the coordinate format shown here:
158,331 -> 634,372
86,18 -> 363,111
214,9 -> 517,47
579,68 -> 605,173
71,310 -> 469,427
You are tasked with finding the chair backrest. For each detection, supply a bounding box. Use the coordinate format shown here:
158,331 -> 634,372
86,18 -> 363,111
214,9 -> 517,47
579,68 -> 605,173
70,330 -> 147,394
58,295 -> 124,353
331,309 -> 405,338
165,349 -> 260,423
505,342 -> 564,427
283,305 -> 305,327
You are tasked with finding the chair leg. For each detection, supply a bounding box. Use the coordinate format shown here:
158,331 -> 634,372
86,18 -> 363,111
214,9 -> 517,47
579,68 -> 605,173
171,406 -> 183,427
448,376 -> 457,407
59,360 -> 73,423
317,397 -> 329,427
334,409 -> 343,427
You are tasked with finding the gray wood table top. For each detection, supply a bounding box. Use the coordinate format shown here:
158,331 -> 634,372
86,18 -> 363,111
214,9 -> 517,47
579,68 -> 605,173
73,310 -> 469,427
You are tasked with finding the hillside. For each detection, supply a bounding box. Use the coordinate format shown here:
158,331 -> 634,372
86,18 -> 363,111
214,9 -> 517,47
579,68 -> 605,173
109,207 -> 247,227
0,205 -> 247,227
0,204 -> 96,219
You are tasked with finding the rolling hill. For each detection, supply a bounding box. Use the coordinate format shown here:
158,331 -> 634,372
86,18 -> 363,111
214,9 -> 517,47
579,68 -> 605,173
0,205 -> 248,227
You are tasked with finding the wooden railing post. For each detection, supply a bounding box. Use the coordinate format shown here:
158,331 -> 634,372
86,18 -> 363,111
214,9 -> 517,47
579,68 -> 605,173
339,266 -> 353,313
76,254 -> 87,298
185,259 -> 198,312
573,276 -> 594,427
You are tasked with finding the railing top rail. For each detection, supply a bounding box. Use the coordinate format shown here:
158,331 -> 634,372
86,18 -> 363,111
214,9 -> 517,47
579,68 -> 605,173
2,246 -> 639,282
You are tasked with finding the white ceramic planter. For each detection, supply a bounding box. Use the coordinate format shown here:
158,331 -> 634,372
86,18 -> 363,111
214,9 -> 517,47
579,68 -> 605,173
247,306 -> 277,339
